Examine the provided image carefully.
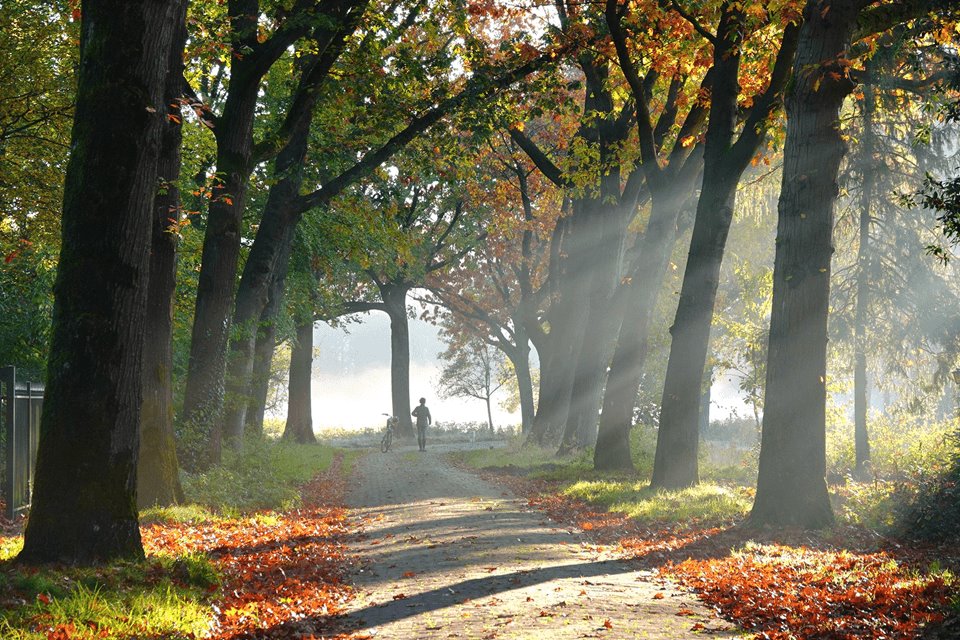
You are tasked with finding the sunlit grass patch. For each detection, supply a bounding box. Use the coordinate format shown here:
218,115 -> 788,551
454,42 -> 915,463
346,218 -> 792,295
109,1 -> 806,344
831,479 -> 913,530
563,480 -> 752,525
140,503 -> 218,525
0,555 -> 216,639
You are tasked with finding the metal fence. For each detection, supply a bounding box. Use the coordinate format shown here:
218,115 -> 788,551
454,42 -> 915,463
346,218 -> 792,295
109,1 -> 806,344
1,366 -> 44,520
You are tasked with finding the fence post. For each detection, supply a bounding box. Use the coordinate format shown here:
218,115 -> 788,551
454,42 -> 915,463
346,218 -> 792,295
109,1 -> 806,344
2,366 -> 15,520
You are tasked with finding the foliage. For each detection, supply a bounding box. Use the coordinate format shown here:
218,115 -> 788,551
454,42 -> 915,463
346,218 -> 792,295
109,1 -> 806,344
436,339 -> 506,426
670,543 -> 953,640
1,451 -> 354,639
0,243 -> 56,380
826,413 -> 959,482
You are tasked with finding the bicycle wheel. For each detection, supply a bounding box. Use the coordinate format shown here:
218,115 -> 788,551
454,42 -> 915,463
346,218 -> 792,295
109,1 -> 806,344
380,431 -> 391,453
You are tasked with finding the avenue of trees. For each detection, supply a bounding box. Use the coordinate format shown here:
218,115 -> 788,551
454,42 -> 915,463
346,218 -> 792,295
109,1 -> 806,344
2,0 -> 960,563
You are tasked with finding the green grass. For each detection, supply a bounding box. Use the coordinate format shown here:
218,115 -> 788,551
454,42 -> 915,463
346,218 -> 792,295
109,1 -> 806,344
0,440 -> 352,639
0,553 -> 217,639
563,480 -> 752,525
454,437 -> 751,527
181,439 -> 350,514
140,503 -> 218,525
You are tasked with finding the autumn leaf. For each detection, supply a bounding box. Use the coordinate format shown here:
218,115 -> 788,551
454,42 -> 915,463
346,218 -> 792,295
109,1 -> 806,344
602,619 -> 613,629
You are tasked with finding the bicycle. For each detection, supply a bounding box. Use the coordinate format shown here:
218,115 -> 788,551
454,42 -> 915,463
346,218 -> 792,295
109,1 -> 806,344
380,414 -> 397,453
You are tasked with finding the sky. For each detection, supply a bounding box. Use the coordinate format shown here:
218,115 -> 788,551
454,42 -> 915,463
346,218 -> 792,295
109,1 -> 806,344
304,304 -> 758,433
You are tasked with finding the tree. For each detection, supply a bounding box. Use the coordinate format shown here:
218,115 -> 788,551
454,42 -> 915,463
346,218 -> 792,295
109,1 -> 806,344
437,339 -> 505,432
424,135 -> 561,435
750,0 -> 954,528
180,0 -> 367,467
651,1 -> 800,488
318,139 -> 489,437
18,0 -> 181,564
138,0 -> 189,507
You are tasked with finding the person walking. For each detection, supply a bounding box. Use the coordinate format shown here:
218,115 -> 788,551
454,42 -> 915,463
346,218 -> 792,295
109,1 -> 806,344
412,397 -> 432,451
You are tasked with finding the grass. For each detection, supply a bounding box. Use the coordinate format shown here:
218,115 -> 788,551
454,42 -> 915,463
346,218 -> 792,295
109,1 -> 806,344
454,437 -> 751,527
562,480 -> 752,525
0,440 -> 354,639
182,438 -> 356,515
0,552 -> 218,639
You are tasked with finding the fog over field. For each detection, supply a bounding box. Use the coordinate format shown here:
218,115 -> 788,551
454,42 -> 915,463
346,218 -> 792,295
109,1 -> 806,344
306,308 -> 755,432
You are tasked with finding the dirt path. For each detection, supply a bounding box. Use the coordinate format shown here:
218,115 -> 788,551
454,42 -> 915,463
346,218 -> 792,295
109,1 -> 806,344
340,442 -> 741,639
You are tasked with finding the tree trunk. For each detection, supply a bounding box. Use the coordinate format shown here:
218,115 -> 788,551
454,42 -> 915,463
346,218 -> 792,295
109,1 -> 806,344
652,7 -> 799,489
283,322 -> 316,443
18,0 -> 178,564
593,193 -> 686,471
485,396 -> 494,432
751,0 -> 858,529
222,172 -> 302,446
510,334 -> 535,435
139,1 -> 188,507
651,8 -> 743,487
854,81 -> 875,479
245,251 -> 290,437
180,79 -> 260,468
382,284 -> 415,438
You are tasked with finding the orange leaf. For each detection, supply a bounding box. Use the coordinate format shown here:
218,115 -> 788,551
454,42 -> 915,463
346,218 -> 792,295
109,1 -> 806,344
603,619 -> 613,629
652,592 -> 665,600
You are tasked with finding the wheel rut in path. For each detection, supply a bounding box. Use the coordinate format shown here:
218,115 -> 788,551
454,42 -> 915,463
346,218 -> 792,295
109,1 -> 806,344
341,443 -> 741,639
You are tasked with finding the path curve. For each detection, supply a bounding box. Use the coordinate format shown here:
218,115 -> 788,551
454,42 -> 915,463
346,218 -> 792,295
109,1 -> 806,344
341,441 -> 740,639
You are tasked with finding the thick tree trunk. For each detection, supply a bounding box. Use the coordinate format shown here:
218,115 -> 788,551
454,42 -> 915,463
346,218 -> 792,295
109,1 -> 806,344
854,82 -> 875,478
382,284 -> 415,438
593,194 -> 685,471
652,181 -> 739,487
649,8 -> 745,488
751,0 -> 858,528
180,81 -> 260,468
18,0 -> 178,564
139,1 -> 188,507
245,252 -> 290,437
283,322 -> 317,443
222,162 -> 302,445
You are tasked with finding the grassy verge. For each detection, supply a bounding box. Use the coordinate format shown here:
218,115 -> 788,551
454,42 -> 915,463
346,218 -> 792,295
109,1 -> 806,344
0,440 -> 355,639
453,436 -> 751,527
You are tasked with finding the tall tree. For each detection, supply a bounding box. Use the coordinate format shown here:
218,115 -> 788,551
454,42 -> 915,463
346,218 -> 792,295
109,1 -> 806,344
139,0 -> 189,507
18,0 -> 180,564
751,0 -> 951,528
180,0 -> 363,467
651,2 -> 800,487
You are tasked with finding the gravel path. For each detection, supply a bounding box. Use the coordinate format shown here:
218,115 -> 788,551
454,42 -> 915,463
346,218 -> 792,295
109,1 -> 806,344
341,441 -> 741,639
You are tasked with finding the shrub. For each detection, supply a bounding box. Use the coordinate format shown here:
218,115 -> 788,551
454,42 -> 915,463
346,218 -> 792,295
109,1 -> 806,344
826,413 -> 958,482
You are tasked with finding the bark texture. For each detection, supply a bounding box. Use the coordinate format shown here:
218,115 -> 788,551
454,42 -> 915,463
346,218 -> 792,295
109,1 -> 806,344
750,0 -> 858,528
283,322 -> 317,443
139,0 -> 188,507
19,0 -> 178,564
